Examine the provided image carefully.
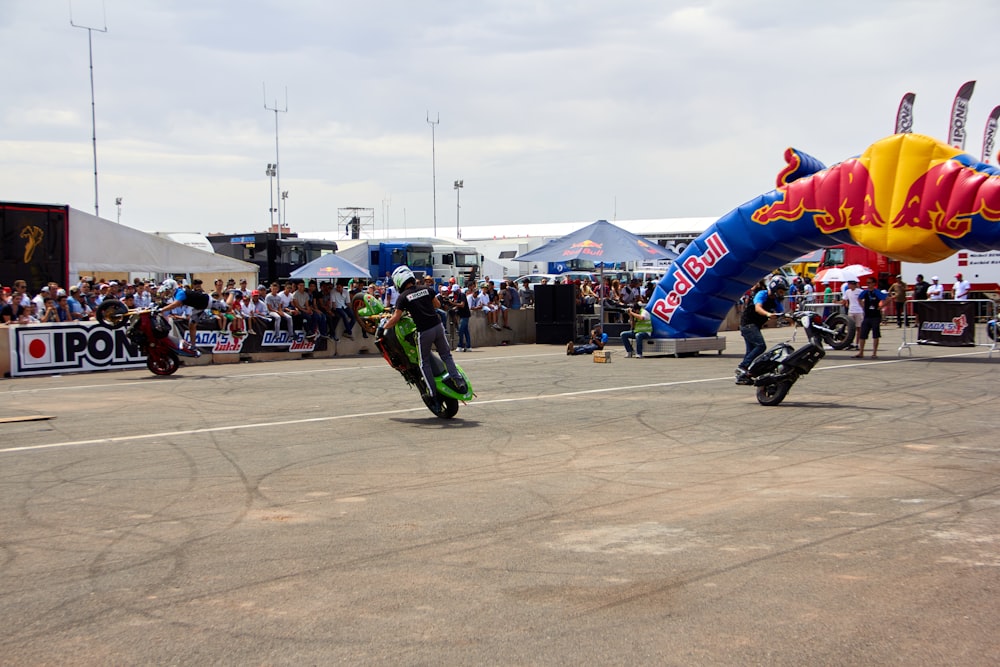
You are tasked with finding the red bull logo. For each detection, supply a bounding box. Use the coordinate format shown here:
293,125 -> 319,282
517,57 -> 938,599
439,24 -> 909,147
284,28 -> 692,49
565,239 -> 604,257
751,159 -> 879,233
636,240 -> 661,255
750,134 -> 1000,263
650,232 -> 729,323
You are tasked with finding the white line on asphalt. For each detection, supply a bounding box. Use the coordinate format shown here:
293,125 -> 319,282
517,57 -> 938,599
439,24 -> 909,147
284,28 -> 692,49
0,352 -> 564,395
2,349 -> 991,455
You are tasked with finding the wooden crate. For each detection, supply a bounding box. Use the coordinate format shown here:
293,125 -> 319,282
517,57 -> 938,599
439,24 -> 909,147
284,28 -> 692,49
593,350 -> 612,363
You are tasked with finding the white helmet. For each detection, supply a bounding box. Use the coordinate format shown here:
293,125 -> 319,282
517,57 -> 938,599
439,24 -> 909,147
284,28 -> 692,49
159,278 -> 178,296
391,265 -> 416,291
767,275 -> 789,292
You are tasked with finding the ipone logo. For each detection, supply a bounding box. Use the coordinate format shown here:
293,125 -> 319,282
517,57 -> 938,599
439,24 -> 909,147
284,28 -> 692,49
14,325 -> 144,375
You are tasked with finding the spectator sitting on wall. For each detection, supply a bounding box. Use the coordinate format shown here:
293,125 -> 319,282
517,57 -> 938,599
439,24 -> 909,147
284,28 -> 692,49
265,282 -> 294,338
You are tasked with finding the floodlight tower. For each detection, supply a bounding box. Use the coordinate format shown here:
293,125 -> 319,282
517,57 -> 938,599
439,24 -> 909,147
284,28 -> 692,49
264,85 -> 288,237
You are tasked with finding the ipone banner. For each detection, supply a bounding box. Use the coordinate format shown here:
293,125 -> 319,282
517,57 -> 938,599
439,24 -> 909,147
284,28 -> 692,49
8,319 -> 328,377
9,322 -> 146,377
649,133 -> 1000,339
914,301 -> 977,346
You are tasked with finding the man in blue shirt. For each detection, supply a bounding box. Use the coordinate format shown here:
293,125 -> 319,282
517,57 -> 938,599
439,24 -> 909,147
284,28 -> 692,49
736,276 -> 787,384
855,277 -> 887,358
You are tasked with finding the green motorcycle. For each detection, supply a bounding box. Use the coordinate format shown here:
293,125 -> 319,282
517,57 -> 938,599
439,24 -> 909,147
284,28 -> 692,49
353,292 -> 474,419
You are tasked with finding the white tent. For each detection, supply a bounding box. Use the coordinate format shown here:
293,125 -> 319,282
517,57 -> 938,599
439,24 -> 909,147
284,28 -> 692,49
68,208 -> 258,279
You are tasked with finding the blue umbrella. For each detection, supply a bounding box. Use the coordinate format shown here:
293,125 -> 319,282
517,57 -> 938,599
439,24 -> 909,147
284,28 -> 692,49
289,253 -> 371,281
513,219 -> 678,265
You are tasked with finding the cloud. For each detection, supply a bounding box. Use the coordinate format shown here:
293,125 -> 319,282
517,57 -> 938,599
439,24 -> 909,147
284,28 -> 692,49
2,0 -> 1000,235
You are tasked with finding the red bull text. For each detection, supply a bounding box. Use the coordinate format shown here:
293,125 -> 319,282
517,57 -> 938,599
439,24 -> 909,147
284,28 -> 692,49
651,232 -> 729,322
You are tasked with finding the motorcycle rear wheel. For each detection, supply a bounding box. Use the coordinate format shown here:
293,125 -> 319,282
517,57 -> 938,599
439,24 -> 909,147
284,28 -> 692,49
824,313 -> 856,350
146,350 -> 179,376
756,380 -> 792,406
423,394 -> 459,419
95,300 -> 129,328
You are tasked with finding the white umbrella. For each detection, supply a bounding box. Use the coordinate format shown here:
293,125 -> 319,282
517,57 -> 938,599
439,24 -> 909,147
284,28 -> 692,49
813,265 -> 873,283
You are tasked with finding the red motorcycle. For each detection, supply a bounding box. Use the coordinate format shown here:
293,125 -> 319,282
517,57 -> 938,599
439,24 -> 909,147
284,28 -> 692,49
95,301 -> 201,375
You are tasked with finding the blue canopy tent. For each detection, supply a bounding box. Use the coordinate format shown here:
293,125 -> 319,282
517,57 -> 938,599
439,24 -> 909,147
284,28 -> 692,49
289,253 -> 371,282
513,219 -> 678,267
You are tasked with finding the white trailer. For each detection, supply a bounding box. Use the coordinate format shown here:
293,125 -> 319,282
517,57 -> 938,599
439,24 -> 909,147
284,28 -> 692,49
902,250 -> 1000,297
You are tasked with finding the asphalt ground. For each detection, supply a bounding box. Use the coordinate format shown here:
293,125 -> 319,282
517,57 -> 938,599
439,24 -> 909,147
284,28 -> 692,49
2,324 -> 999,666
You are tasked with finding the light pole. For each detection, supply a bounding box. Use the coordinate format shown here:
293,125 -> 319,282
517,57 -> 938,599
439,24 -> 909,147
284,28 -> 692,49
70,5 -> 108,217
264,85 -> 288,238
266,163 -> 277,230
115,196 -> 122,224
281,190 -> 288,227
453,180 -> 463,239
427,111 -> 439,235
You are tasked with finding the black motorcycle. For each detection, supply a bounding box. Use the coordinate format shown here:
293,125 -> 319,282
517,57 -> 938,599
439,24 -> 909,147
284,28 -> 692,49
740,311 -> 827,406
809,309 -> 856,350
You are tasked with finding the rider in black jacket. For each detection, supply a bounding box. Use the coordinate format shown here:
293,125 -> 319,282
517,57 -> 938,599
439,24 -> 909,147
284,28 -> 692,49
383,266 -> 466,398
735,275 -> 787,384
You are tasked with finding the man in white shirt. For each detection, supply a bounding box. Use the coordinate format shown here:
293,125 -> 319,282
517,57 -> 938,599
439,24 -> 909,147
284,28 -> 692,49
329,282 -> 359,340
133,283 -> 153,309
927,276 -> 944,300
841,278 -> 863,350
264,283 -> 294,337
953,273 -> 971,300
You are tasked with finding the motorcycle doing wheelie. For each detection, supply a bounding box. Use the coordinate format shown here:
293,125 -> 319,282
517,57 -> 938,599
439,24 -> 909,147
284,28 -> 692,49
95,300 -> 201,375
352,291 -> 474,419
739,310 -> 827,406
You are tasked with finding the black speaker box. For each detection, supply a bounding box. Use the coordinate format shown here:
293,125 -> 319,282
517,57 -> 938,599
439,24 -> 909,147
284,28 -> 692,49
535,322 -> 575,345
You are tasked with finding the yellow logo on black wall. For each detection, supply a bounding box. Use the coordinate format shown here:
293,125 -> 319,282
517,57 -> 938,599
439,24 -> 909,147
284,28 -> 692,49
20,225 -> 44,263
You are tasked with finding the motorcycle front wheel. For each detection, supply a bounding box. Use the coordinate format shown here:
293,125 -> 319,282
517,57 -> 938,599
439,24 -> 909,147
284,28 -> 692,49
824,313 -> 856,350
146,350 -> 179,376
95,300 -> 129,328
423,394 -> 459,419
352,294 -> 380,335
756,380 -> 792,406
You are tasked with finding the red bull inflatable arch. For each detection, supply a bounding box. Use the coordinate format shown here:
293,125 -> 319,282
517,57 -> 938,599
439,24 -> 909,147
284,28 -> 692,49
649,132 -> 1000,338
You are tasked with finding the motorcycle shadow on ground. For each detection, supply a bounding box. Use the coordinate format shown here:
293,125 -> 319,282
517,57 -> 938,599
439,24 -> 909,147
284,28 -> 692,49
745,400 -> 887,410
389,416 -> 483,428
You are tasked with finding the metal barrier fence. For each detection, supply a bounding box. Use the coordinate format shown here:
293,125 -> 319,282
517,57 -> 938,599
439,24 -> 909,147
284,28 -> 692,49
899,299 -> 998,358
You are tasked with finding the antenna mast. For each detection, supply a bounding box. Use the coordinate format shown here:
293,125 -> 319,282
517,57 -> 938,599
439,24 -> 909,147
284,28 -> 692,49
427,111 -> 440,236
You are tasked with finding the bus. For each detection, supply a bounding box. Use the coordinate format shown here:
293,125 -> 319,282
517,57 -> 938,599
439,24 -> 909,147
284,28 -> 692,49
208,233 -> 339,285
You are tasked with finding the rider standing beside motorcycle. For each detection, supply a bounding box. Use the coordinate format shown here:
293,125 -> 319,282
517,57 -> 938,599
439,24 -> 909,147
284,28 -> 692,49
383,266 -> 467,398
736,276 -> 787,385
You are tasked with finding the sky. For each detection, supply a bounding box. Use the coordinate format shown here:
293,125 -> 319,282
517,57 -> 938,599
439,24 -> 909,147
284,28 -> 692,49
3,0 -> 1000,240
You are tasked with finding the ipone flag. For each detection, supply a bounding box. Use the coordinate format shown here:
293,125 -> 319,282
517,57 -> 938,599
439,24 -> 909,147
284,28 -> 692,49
895,92 -> 915,134
981,105 -> 1000,164
949,80 -> 976,149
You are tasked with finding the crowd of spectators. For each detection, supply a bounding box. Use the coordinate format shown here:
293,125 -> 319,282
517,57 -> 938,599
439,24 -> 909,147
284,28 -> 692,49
0,274 -> 538,350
